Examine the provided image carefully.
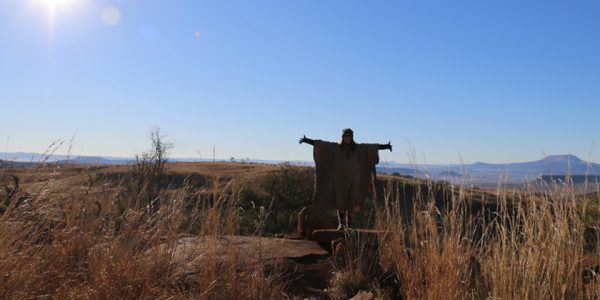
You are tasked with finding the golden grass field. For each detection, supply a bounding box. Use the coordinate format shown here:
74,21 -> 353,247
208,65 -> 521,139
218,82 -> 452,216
1,160 -> 600,299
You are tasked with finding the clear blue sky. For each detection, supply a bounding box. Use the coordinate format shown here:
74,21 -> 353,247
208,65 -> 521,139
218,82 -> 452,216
1,0 -> 599,164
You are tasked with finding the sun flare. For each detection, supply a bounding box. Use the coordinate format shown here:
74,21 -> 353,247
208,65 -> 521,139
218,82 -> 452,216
30,0 -> 84,31
31,0 -> 81,16
36,0 -> 74,9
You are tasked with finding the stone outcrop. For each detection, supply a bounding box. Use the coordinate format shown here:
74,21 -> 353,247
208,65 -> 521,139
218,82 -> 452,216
155,235 -> 329,270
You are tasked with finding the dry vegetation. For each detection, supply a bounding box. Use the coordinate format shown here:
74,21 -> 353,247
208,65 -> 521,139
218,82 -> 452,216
2,146 -> 600,298
0,138 -> 288,299
373,181 -> 600,299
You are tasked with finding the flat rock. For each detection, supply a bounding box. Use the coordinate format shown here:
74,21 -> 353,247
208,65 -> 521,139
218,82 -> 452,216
155,235 -> 329,268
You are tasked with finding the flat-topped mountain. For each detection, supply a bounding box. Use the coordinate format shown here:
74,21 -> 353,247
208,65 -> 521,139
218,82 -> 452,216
471,154 -> 594,173
380,154 -> 600,186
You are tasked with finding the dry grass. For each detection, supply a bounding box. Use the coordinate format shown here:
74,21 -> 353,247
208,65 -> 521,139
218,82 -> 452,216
328,229 -> 385,299
0,162 -> 285,299
2,159 -> 600,299
376,177 -> 600,299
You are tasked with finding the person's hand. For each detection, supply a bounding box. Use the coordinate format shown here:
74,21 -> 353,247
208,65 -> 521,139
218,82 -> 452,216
386,142 -> 393,152
299,135 -> 307,144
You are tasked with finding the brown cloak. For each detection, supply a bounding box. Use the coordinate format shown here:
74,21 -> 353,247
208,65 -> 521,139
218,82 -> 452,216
312,141 -> 380,211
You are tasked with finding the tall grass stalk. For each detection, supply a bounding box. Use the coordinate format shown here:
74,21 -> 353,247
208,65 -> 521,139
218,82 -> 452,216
0,167 -> 283,299
377,177 -> 600,299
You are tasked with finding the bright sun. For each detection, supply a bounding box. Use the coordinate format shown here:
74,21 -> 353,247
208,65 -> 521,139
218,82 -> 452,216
44,0 -> 72,6
31,0 -> 81,22
32,0 -> 77,12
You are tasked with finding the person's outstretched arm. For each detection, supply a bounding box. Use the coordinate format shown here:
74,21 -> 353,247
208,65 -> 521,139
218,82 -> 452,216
299,135 -> 315,145
378,142 -> 392,152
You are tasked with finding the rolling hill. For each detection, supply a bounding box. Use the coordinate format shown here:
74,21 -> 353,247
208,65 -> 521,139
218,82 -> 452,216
378,154 -> 600,185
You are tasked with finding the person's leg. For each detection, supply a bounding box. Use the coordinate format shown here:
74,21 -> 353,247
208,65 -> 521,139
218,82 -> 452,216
337,209 -> 344,230
347,211 -> 353,228
337,210 -> 353,230
344,210 -> 349,229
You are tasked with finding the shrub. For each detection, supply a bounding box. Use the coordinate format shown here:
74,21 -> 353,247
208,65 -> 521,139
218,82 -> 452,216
237,163 -> 314,235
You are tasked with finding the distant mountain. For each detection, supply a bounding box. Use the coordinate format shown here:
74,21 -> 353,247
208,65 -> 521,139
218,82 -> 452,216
0,152 -> 133,165
3,151 -> 599,186
379,154 -> 600,185
0,152 -> 68,163
0,159 -> 36,168
55,156 -> 134,165
539,175 -> 600,184
470,154 -> 595,174
0,152 -> 296,166
438,170 -> 462,177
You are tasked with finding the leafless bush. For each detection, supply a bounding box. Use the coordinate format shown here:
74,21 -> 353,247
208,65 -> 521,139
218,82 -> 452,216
125,127 -> 172,216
